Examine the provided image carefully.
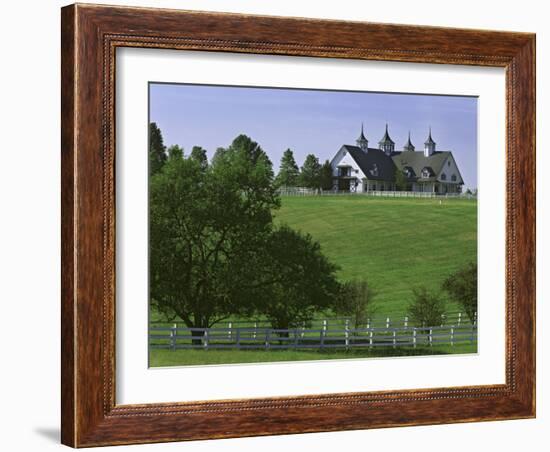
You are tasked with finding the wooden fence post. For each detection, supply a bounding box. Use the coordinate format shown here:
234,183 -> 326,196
345,319 -> 350,350
392,330 -> 397,349
450,327 -> 454,346
294,328 -> 299,349
320,329 -> 325,349
228,322 -> 232,340
404,316 -> 408,328
203,329 -> 209,350
429,328 -> 433,347
458,312 -> 462,326
253,322 -> 257,339
170,323 -> 177,351
265,329 -> 271,350
235,329 -> 240,349
386,317 -> 390,329
413,328 -> 417,348
369,330 -> 373,349
322,319 -> 328,337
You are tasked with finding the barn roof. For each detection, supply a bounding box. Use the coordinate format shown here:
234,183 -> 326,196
392,151 -> 453,181
341,145 -> 397,181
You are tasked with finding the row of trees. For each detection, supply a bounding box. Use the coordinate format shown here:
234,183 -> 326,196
407,262 -> 478,328
149,123 -> 341,337
275,149 -> 333,190
149,123 -> 477,336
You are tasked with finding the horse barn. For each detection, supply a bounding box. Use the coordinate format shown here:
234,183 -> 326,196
330,125 -> 464,193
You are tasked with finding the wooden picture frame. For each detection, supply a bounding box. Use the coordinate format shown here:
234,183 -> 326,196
61,3 -> 536,447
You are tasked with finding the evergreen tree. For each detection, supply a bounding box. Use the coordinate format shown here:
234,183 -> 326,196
275,149 -> 300,187
149,122 -> 167,175
319,160 -> 334,191
299,154 -> 321,189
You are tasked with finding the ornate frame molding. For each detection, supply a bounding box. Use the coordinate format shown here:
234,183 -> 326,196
62,4 -> 535,447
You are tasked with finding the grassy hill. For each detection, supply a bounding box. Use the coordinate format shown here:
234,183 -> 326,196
274,195 -> 477,314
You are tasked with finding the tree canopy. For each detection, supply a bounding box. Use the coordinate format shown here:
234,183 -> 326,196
300,154 -> 321,189
149,135 -> 279,329
407,286 -> 446,328
149,122 -> 167,175
394,167 -> 408,191
149,131 -> 341,332
253,225 -> 340,330
442,262 -> 477,322
275,149 -> 300,187
190,145 -> 208,171
319,159 -> 334,191
334,280 -> 376,329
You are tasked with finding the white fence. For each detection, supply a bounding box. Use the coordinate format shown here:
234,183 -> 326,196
151,311 -> 477,332
149,323 -> 477,351
277,187 -> 476,199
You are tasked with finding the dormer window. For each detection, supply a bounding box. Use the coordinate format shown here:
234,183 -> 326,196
421,168 -> 430,178
370,164 -> 379,177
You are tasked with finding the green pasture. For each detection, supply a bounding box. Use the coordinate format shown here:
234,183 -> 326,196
149,195 -> 477,365
274,195 -> 477,313
150,343 -> 477,367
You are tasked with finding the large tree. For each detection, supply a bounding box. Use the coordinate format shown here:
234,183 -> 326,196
275,149 -> 300,187
149,122 -> 167,175
319,160 -> 334,191
442,262 -> 477,322
300,154 -> 321,188
253,225 -> 340,332
149,135 -> 280,332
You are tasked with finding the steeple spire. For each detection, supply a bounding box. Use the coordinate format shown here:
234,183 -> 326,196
378,123 -> 395,155
403,131 -> 415,151
424,126 -> 436,156
356,123 -> 369,152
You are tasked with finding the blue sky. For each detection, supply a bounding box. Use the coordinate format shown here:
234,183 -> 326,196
149,83 -> 478,190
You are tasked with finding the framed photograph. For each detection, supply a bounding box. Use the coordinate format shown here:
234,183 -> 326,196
61,3 -> 536,447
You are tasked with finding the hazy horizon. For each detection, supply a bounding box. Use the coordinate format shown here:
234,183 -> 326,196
149,83 -> 478,190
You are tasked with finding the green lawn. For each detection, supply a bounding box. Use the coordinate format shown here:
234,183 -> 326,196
275,195 -> 477,313
150,343 -> 477,367
149,195 -> 477,366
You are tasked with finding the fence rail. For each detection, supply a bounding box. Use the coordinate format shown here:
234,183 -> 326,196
151,311 -> 477,331
277,187 -> 476,199
149,324 -> 477,351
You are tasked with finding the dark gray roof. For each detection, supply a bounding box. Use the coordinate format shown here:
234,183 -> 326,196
341,145 -> 397,181
338,145 -> 461,184
392,151 -> 453,182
